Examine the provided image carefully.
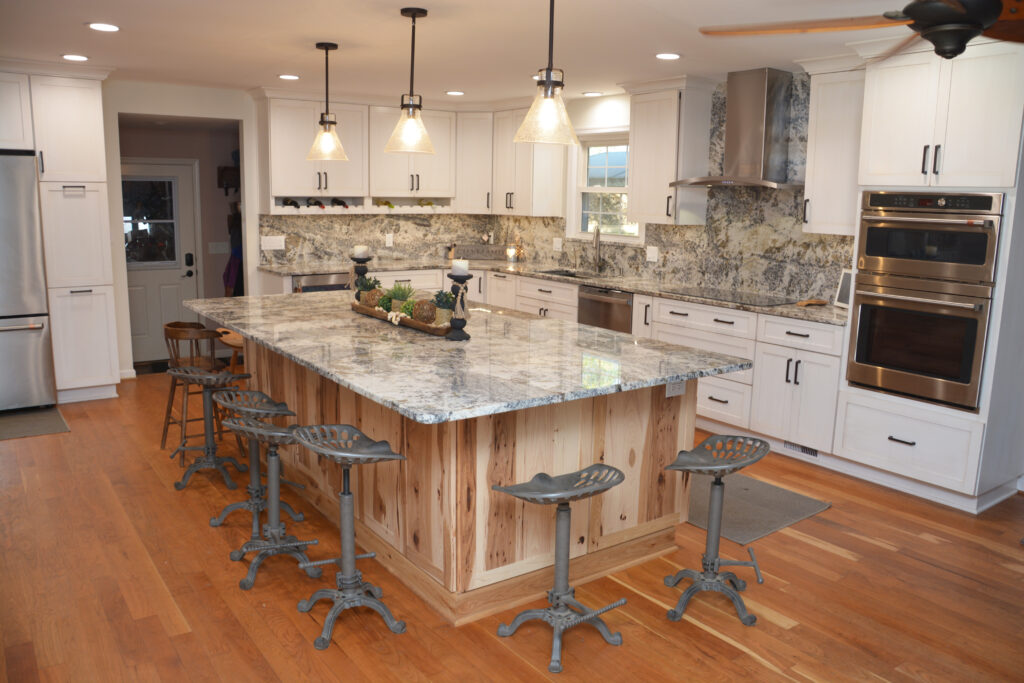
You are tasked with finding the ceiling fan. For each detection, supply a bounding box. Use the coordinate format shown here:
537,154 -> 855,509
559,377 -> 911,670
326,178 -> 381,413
700,0 -> 1023,60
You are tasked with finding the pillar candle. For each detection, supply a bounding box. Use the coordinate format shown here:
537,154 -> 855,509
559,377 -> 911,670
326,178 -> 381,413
451,259 -> 470,276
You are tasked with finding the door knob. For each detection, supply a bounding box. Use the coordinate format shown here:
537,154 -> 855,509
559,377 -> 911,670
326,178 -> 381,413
181,270 -> 194,278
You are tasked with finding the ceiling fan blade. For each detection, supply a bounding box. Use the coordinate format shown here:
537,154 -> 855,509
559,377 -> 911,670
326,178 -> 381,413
700,15 -> 912,36
983,2 -> 1024,43
870,33 -> 925,61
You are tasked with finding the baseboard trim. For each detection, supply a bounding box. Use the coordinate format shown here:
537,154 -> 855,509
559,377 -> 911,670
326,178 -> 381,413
120,368 -> 137,380
57,385 -> 119,404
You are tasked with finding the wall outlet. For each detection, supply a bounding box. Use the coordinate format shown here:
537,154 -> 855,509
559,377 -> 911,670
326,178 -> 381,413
646,246 -> 659,262
260,235 -> 285,251
385,233 -> 394,247
553,237 -> 563,252
208,241 -> 230,255
665,381 -> 686,397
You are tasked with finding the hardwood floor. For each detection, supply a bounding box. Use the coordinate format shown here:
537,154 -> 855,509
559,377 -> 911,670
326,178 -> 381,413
1,374 -> 1022,682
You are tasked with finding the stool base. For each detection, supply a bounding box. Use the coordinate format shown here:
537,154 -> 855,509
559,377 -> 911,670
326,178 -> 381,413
664,567 -> 756,626
298,570 -> 407,649
233,535 -> 321,590
173,451 -> 246,491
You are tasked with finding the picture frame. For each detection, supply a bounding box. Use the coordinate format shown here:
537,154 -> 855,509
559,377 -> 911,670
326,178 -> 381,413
834,268 -> 853,309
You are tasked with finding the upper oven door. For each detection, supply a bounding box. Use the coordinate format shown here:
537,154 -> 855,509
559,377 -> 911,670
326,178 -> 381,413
857,212 -> 999,284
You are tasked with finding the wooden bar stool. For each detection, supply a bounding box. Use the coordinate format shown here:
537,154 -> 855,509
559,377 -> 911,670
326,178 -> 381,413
216,327 -> 244,374
160,321 -> 209,450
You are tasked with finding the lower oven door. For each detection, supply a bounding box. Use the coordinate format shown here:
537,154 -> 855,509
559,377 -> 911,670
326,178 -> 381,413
846,279 -> 990,410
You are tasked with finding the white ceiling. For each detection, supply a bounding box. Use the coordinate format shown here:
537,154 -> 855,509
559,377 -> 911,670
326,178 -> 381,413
0,0 -> 908,104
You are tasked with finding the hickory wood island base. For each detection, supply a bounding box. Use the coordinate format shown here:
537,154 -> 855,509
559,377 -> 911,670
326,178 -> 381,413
248,340 -> 697,624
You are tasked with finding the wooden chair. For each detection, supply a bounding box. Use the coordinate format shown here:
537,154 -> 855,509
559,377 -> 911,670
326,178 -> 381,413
216,327 -> 244,374
160,322 -> 226,451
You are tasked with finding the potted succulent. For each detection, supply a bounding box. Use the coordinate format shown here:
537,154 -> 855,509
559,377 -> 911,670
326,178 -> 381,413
385,282 -> 415,313
432,289 -> 455,325
376,294 -> 392,313
354,275 -> 381,305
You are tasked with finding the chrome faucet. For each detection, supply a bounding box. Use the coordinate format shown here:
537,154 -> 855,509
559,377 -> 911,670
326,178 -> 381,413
593,227 -> 602,272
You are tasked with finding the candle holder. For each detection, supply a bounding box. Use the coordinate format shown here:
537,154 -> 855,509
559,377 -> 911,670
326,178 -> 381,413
350,254 -> 372,302
446,273 -> 473,342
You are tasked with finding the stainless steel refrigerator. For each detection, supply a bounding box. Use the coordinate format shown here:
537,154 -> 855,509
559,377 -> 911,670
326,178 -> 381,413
0,149 -> 56,410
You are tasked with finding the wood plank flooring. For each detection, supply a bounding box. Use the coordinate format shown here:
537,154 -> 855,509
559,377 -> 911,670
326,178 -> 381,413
1,374 -> 1022,682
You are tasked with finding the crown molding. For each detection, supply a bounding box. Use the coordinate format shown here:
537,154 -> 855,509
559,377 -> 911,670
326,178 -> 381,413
0,57 -> 112,80
618,75 -> 716,95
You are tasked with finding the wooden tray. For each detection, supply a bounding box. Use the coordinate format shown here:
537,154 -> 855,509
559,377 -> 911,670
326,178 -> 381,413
351,301 -> 450,337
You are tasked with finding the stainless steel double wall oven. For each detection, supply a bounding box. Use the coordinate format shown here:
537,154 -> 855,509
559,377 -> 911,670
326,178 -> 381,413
847,191 -> 1003,411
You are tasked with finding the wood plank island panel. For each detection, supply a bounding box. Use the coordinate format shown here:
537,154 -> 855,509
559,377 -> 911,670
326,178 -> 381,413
246,340 -> 697,623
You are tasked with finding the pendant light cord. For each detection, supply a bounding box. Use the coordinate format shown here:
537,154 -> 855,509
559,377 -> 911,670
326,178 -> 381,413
547,0 -> 555,73
408,15 -> 417,100
324,47 -> 331,117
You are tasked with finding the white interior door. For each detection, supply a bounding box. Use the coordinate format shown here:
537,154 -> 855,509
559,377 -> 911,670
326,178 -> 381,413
121,160 -> 199,362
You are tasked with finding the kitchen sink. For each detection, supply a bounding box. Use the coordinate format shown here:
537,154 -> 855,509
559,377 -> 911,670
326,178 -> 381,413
538,269 -> 600,279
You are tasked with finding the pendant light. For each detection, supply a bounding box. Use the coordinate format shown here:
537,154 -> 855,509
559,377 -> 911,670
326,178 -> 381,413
307,41 -> 348,161
385,8 -> 435,154
514,0 -> 578,146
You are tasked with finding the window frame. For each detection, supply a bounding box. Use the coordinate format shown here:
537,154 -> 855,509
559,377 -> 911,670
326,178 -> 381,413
565,130 -> 644,245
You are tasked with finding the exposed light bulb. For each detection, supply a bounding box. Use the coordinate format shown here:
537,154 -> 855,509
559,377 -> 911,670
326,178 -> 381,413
307,121 -> 348,161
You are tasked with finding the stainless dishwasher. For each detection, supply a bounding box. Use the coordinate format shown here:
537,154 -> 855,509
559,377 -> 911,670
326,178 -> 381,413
578,285 -> 633,333
292,272 -> 351,293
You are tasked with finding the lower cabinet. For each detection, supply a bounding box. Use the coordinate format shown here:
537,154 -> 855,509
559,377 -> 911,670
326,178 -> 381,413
696,376 -> 751,429
750,342 -> 841,453
467,269 -> 488,302
48,285 -> 118,391
377,269 -> 442,292
631,294 -> 654,338
515,295 -> 577,322
486,272 -> 516,308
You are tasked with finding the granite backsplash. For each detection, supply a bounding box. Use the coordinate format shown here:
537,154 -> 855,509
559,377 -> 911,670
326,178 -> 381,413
260,73 -> 854,302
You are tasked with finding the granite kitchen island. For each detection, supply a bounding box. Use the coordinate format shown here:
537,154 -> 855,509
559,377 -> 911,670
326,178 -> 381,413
186,291 -> 750,624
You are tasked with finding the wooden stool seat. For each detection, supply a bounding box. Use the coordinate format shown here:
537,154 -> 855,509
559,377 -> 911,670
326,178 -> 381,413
216,328 -> 244,374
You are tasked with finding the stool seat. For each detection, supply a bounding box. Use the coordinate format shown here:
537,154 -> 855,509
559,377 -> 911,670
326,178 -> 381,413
213,389 -> 293,418
292,424 -> 403,466
492,464 -> 624,505
168,366 -> 249,388
666,435 -> 768,477
222,416 -> 296,446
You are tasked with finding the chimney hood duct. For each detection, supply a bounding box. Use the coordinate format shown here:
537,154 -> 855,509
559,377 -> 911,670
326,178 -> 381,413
671,68 -> 801,190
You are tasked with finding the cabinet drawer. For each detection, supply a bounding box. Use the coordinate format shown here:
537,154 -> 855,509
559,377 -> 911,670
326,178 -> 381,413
516,276 -> 578,306
515,295 -> 577,322
652,298 -> 756,338
377,269 -> 442,293
486,272 -> 516,308
652,324 -> 754,384
757,315 -> 844,356
696,376 -> 750,429
834,392 -> 983,493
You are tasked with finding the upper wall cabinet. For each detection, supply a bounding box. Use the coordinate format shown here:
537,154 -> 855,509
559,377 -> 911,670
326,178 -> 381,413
454,112 -> 493,214
859,41 -> 1024,188
30,76 -> 106,182
492,108 -> 565,217
803,70 -> 864,236
0,72 -> 34,149
369,106 -> 455,197
269,99 -> 368,199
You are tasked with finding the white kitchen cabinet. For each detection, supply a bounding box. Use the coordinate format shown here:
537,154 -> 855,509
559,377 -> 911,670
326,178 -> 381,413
486,271 -> 516,308
467,269 -> 488,302
631,294 -> 653,338
376,269 -> 443,292
652,298 -> 757,339
369,106 -> 455,197
803,70 -> 864,236
29,76 -> 106,182
39,182 -> 112,288
515,296 -> 577,322
0,72 -> 33,149
515,276 -> 578,321
750,342 -> 841,453
268,99 -> 368,199
757,315 -> 844,356
492,109 -> 565,217
859,42 -> 1024,188
455,113 -> 493,214
48,285 -> 119,390
696,376 -> 751,430
653,323 -> 755,385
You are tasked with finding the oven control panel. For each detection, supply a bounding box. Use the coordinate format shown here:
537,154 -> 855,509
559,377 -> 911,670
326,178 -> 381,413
863,192 -> 1002,214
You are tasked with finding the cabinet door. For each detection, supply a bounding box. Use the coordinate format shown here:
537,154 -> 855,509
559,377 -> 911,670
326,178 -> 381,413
858,52 -> 941,187
627,91 -> 678,225
631,294 -> 653,338
804,71 -> 864,236
39,183 -> 112,287
321,103 -> 369,197
412,110 -> 455,197
48,285 -> 119,390
491,110 -> 520,214
935,42 -> 1024,188
369,106 -> 414,196
511,110 -> 535,215
486,272 -> 516,308
30,76 -> 106,182
789,351 -> 841,453
268,99 -> 321,197
467,269 -> 488,301
455,113 -> 493,213
749,343 -> 795,440
528,143 -> 564,217
0,72 -> 33,149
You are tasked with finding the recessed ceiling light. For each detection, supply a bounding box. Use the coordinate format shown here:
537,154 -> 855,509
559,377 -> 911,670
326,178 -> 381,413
88,22 -> 119,32
278,74 -> 300,80
62,54 -> 89,62
445,90 -> 464,96
582,91 -> 603,97
656,53 -> 681,60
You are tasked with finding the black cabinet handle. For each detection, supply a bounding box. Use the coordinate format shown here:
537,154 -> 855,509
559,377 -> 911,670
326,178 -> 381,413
713,318 -> 735,325
486,191 -> 490,209
665,195 -> 672,217
395,279 -> 411,284
707,396 -> 729,405
478,278 -> 482,294
493,274 -> 506,279
794,359 -> 802,386
921,145 -> 931,175
785,330 -> 811,338
785,358 -> 792,383
643,304 -> 650,326
888,436 -> 917,447
415,174 -> 420,191
70,289 -> 93,294
669,310 -> 689,317
509,192 -> 514,210
538,288 -> 552,294
802,198 -> 810,223
62,185 -> 86,190
932,144 -> 941,175
410,174 -> 415,191
317,171 -> 322,190
324,172 -> 328,191
38,150 -> 44,174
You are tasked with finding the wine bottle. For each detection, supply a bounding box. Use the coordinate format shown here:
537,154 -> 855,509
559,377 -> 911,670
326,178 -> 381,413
281,197 -> 299,208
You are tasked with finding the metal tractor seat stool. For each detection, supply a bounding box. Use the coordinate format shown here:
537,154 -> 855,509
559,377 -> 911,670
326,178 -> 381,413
664,435 -> 770,626
210,390 -> 306,534
219,416 -> 322,589
292,424 -> 407,649
166,366 -> 249,491
492,464 -> 627,674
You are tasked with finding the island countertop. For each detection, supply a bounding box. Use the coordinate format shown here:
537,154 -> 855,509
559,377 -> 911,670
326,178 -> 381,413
185,291 -> 751,425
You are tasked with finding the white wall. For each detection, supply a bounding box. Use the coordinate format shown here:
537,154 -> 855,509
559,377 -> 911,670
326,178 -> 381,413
102,81 -> 260,377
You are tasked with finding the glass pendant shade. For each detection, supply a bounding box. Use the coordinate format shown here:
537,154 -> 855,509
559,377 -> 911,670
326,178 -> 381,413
514,70 -> 578,145
307,116 -> 348,161
385,105 -> 435,154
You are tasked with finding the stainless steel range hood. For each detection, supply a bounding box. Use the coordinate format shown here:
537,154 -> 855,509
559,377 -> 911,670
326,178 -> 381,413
671,68 -> 801,190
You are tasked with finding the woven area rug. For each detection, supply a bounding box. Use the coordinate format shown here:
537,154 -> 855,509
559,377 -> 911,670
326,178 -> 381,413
0,407 -> 69,441
687,473 -> 831,545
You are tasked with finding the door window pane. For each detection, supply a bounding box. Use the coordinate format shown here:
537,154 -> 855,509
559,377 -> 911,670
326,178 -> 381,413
122,178 -> 178,265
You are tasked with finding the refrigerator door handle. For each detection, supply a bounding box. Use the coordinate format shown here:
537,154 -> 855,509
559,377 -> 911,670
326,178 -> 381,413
38,150 -> 44,174
0,323 -> 44,332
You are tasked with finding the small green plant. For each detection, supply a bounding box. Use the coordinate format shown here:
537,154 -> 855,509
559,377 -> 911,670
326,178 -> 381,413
432,290 -> 455,310
386,282 -> 415,302
377,294 -> 392,312
400,300 -> 416,317
354,275 -> 380,292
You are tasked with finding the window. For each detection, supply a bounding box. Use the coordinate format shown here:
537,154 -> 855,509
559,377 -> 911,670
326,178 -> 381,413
568,136 -> 640,242
122,177 -> 179,267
